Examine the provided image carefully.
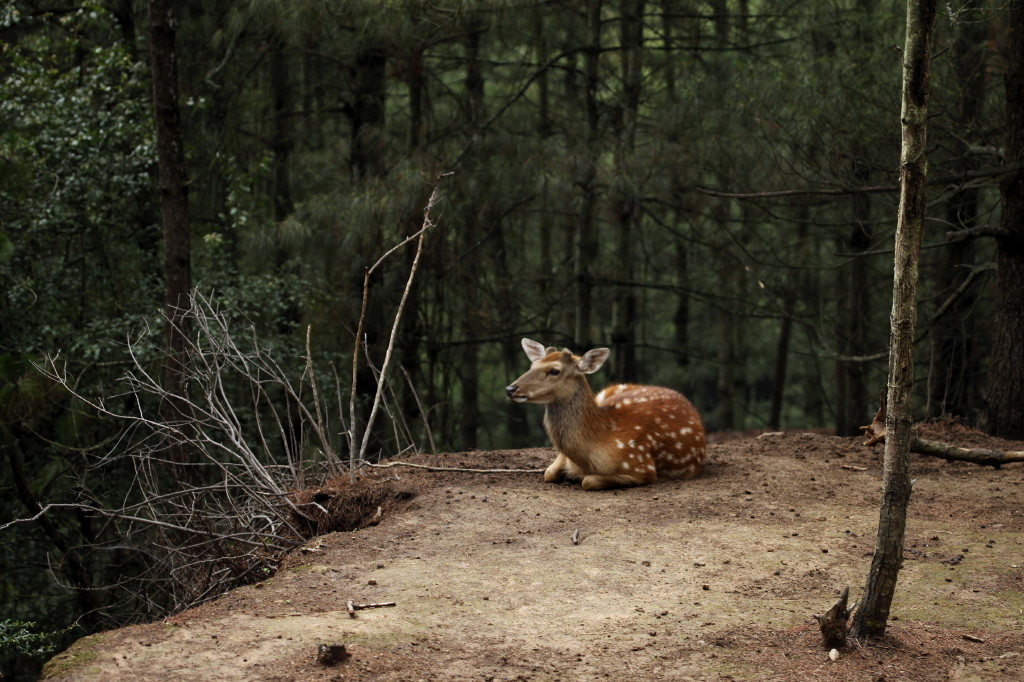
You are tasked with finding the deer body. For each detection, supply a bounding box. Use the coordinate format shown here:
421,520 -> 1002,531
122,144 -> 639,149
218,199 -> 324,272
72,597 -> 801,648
505,338 -> 706,491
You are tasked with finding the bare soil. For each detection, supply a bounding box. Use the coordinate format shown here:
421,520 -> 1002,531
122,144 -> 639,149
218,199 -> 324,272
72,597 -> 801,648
42,426 -> 1024,681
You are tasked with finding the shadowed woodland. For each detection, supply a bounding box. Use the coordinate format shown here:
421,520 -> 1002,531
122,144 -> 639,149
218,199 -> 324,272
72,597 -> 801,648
2,0 -> 1024,678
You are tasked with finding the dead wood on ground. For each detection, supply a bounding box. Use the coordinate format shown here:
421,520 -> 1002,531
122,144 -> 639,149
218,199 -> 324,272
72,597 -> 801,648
860,391 -> 1024,468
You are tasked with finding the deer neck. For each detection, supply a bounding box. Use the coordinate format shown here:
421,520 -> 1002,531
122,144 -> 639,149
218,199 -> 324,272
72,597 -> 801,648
543,379 -> 606,457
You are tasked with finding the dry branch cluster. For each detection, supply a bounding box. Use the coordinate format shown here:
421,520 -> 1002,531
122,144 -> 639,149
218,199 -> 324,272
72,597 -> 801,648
11,175 -> 453,621
33,292 -> 358,617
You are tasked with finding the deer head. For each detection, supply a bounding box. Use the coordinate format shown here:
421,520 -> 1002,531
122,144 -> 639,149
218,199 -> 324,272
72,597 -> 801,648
505,338 -> 610,405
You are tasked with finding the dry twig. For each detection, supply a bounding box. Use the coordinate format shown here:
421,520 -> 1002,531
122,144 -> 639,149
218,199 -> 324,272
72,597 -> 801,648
349,171 -> 453,475
358,460 -> 543,474
347,600 -> 396,617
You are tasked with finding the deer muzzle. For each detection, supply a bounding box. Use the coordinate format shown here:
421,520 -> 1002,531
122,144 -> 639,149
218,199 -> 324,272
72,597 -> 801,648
505,384 -> 528,403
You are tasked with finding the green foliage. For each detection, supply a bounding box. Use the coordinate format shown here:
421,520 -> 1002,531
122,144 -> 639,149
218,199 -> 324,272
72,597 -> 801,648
0,4 -> 158,359
0,620 -> 71,659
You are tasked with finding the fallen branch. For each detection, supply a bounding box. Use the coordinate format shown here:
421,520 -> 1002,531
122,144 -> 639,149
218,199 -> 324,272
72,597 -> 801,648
861,391 -> 1024,468
347,600 -> 396,617
357,459 -> 543,474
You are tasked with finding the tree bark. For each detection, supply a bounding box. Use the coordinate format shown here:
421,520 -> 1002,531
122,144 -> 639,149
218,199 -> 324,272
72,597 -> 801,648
985,0 -> 1024,438
770,309 -> 793,430
926,14 -> 987,419
149,0 -> 192,467
407,44 -> 424,151
835,158 -> 873,436
770,209 -> 808,430
662,4 -> 692,370
850,0 -> 936,640
610,0 -> 644,381
456,17 -> 487,451
350,45 -> 387,182
574,0 -> 601,349
815,587 -> 850,650
270,35 -> 294,222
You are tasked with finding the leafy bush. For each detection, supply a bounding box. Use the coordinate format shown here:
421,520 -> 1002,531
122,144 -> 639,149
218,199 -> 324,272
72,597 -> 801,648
0,619 -> 72,658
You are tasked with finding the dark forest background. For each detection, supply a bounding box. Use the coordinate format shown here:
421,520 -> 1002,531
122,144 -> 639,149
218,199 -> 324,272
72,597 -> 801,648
2,0 -> 1023,677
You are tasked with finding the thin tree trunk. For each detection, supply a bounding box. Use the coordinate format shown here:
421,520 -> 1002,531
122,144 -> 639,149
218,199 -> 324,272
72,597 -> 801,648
770,312 -> 792,430
673,238 -> 690,367
985,0 -> 1024,438
456,17 -> 487,451
533,5 -> 552,138
927,15 -> 987,418
574,0 -> 601,349
835,159 -> 873,436
149,0 -> 192,467
770,210 -> 808,429
407,45 -> 424,151
270,36 -> 294,222
662,3 -> 692,370
350,46 -> 386,182
851,0 -> 936,640
611,0 -> 644,381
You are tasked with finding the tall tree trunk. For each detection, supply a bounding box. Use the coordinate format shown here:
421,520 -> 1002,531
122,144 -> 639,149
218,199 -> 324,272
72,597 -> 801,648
574,0 -> 601,349
149,0 -> 192,467
851,0 -> 936,640
927,15 -> 987,418
270,36 -> 294,222
533,5 -> 553,139
662,2 -> 693,369
770,211 -> 808,429
835,159 -> 873,435
985,0 -> 1024,438
350,46 -> 386,182
347,43 -> 389,456
706,0 -> 739,430
611,0 -> 644,381
456,17 -> 487,451
407,44 -> 424,151
269,34 -> 301,340
673,237 -> 690,367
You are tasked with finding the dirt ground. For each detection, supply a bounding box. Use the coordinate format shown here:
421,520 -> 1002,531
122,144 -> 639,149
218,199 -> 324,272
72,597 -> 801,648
42,424 -> 1024,681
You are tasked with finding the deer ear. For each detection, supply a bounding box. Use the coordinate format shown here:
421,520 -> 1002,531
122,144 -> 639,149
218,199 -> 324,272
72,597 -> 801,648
577,348 -> 610,374
522,338 -> 547,362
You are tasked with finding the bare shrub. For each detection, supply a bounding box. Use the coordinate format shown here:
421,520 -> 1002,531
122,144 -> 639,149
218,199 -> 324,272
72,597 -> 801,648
6,173 -> 451,623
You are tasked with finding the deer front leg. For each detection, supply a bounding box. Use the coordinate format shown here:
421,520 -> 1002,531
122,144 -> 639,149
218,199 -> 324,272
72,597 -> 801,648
544,452 -> 570,482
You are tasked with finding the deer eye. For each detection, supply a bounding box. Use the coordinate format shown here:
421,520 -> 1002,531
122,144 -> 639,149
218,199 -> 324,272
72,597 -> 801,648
547,368 -> 561,376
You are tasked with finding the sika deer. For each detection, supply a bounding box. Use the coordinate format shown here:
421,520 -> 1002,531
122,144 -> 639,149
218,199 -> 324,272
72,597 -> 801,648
505,338 -> 706,491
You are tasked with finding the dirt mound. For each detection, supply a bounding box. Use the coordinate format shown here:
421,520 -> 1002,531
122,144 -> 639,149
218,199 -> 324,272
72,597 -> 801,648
43,433 -> 1024,681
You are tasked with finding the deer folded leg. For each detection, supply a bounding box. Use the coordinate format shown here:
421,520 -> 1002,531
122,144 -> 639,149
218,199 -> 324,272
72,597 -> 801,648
581,470 -> 655,491
544,452 -> 570,482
